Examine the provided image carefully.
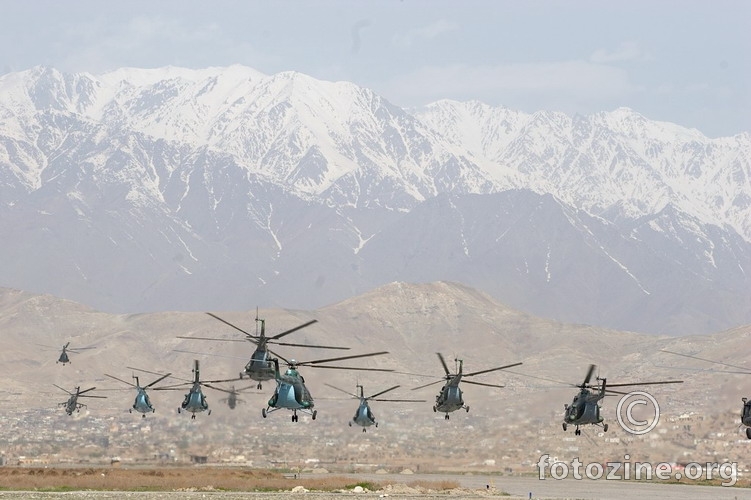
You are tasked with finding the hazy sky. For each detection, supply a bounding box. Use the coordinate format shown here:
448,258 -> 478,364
1,0 -> 748,138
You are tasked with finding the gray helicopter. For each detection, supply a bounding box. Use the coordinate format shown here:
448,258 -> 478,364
36,342 -> 95,365
104,370 -> 172,417
661,350 -> 751,438
263,352 -> 393,422
562,364 -> 683,435
153,360 -> 239,419
412,353 -> 522,420
54,385 -> 106,415
325,383 -> 425,432
177,311 -> 348,390
219,385 -> 256,410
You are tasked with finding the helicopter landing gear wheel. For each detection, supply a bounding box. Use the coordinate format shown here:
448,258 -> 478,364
262,408 -> 267,419
128,409 -> 132,414
191,414 -> 196,420
208,410 -> 211,416
348,421 -> 352,427
465,406 -> 470,413
257,382 -> 263,390
603,423 -> 608,432
177,408 -> 181,414
562,423 -> 567,431
444,413 -> 450,420
575,428 -> 581,436
142,414 -> 146,419
312,410 -> 317,420
433,406 -> 437,412
746,427 -> 751,440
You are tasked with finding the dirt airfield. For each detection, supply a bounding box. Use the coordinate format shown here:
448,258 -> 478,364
0,467 -> 750,500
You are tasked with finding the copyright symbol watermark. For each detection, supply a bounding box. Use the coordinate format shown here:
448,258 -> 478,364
616,391 -> 660,435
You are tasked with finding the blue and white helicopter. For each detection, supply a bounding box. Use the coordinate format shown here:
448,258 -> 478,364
262,352 -> 393,423
104,370 -> 172,417
325,383 -> 425,432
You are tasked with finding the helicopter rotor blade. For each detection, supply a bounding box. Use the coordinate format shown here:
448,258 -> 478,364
206,312 -> 255,337
371,398 -> 427,403
53,384 -> 73,395
297,351 -> 389,366
201,383 -> 236,394
581,364 -> 596,387
172,348 -> 248,361
324,383 -> 359,399
267,347 -> 291,365
437,353 -> 451,376
366,385 -> 401,400
462,380 -> 505,388
144,372 -> 173,389
306,365 -> 394,372
269,319 -> 318,340
77,387 -> 98,396
411,379 -> 445,391
660,349 -> 751,373
176,336 -> 245,343
465,361 -> 523,377
201,377 -> 245,384
268,340 -> 349,350
78,394 -> 107,399
127,366 -> 175,377
104,373 -> 136,388
605,380 -> 683,388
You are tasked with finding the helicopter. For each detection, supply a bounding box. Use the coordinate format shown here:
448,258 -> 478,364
412,353 -> 522,420
104,370 -> 172,417
177,311 -> 349,390
263,351 -> 393,422
153,359 -> 239,419
325,383 -> 425,432
561,364 -> 683,435
660,349 -> 751,438
36,342 -> 95,365
54,385 -> 106,415
219,385 -> 256,410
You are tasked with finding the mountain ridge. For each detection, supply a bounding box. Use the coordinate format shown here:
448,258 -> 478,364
1,65 -> 750,334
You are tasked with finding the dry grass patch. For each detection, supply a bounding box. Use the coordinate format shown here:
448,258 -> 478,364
407,479 -> 461,491
0,467 -> 381,492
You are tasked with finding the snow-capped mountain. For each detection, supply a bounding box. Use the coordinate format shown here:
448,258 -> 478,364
0,65 -> 749,335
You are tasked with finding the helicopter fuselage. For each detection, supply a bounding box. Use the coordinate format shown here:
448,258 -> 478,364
352,400 -> 376,428
243,348 -> 276,383
434,378 -> 466,414
133,388 -> 155,414
564,391 -> 603,426
181,384 -> 209,415
268,369 -> 313,410
64,396 -> 81,415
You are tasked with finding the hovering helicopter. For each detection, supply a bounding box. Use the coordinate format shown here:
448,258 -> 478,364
35,342 -> 96,365
154,360 -> 239,419
325,383 -> 425,432
561,364 -> 683,435
177,311 -> 348,390
219,385 -> 256,410
412,353 -> 522,420
263,351 -> 393,422
660,349 -> 751,438
54,385 -> 106,415
104,370 -> 172,417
